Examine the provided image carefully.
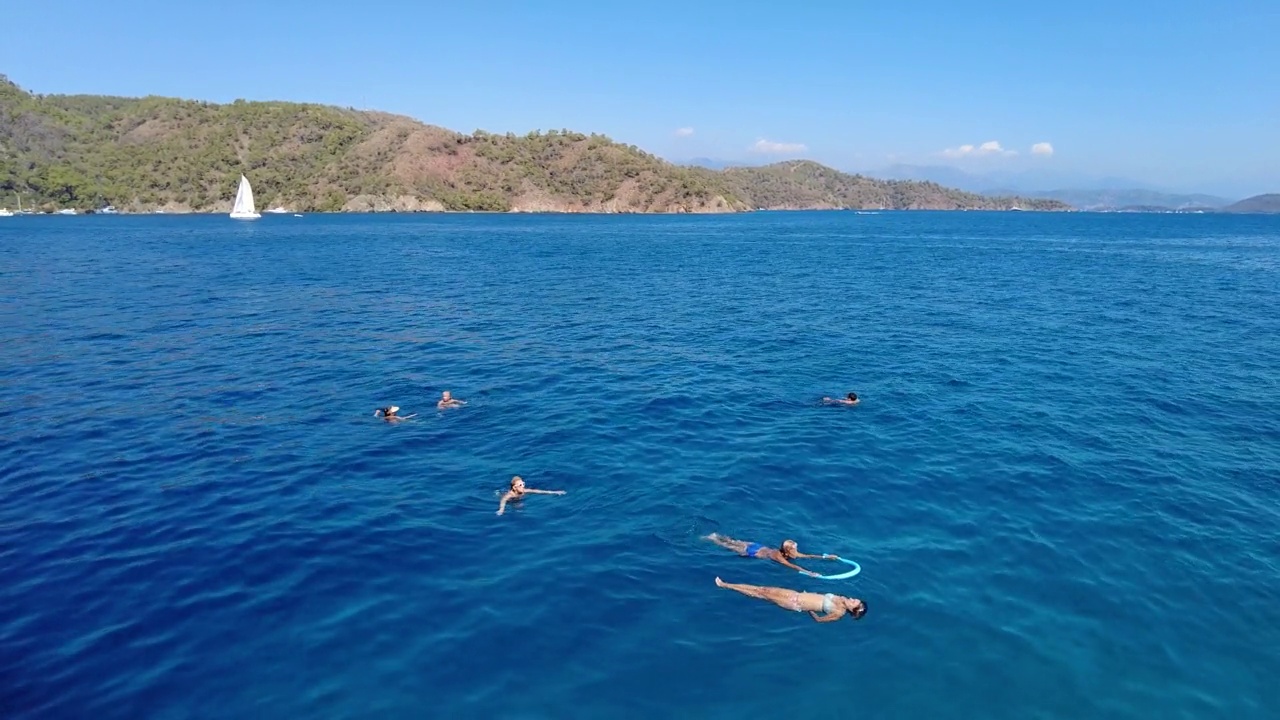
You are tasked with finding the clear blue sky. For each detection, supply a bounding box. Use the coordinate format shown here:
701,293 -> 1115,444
3,0 -> 1277,196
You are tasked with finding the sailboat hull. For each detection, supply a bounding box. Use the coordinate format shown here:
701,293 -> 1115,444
230,212 -> 261,220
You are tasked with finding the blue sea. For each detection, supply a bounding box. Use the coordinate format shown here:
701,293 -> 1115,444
2,211 -> 1278,719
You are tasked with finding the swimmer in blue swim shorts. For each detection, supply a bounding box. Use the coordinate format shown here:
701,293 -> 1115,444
715,577 -> 867,622
704,534 -> 834,576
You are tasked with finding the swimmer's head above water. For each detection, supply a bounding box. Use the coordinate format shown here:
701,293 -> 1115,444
375,405 -> 400,418
780,539 -> 801,559
821,393 -> 860,406
497,475 -> 565,515
847,598 -> 868,619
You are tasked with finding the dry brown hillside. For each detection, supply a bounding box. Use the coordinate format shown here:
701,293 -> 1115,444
0,75 -> 1067,213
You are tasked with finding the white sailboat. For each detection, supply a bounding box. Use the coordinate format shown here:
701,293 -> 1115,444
230,174 -> 261,220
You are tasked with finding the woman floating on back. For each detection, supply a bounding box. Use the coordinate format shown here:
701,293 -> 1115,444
497,475 -> 566,515
715,577 -> 866,623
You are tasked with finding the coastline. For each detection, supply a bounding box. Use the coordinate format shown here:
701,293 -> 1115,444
17,206 -> 1084,216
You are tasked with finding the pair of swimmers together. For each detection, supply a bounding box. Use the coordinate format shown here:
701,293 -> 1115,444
706,533 -> 867,623
374,391 -> 466,422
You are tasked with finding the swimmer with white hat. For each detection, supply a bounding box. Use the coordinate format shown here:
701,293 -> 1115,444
374,405 -> 415,422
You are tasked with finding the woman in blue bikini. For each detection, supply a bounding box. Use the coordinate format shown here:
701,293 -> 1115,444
704,534 -> 836,576
715,577 -> 867,622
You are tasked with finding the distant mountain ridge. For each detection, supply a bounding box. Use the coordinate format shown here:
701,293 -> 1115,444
983,188 -> 1231,211
680,157 -> 757,171
0,74 -> 1065,213
873,163 -> 1234,210
1223,194 -> 1280,213
721,161 -> 1065,211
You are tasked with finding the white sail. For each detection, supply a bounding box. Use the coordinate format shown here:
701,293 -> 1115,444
230,174 -> 261,220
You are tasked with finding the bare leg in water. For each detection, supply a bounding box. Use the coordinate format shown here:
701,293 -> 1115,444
705,533 -> 749,554
715,577 -> 800,609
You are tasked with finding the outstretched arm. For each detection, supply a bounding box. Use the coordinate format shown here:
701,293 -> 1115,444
526,489 -> 566,495
777,557 -> 817,576
496,492 -> 514,515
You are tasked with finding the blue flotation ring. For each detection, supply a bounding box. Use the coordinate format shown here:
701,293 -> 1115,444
812,557 -> 861,580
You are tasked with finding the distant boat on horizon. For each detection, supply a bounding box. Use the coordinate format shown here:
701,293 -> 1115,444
230,175 -> 261,220
99,205 -> 118,214
0,208 -> 12,217
57,208 -> 77,215
265,206 -> 289,214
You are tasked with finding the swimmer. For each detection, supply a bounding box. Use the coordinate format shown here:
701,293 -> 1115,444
822,392 -> 860,406
496,475 -> 566,515
705,534 -> 832,576
437,390 -> 466,410
715,577 -> 867,622
374,406 -> 410,422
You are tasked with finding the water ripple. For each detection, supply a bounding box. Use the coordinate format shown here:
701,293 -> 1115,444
1,212 -> 1278,719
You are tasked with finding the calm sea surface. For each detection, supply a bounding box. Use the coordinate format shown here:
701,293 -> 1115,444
2,212 -> 1278,719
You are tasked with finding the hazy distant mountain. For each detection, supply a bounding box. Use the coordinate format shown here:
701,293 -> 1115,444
875,164 -> 1156,194
0,75 -> 1064,214
720,161 -> 1068,211
681,157 -> 757,170
983,188 -> 1232,210
871,164 -> 1232,210
874,164 -> 988,192
1223,194 -> 1280,213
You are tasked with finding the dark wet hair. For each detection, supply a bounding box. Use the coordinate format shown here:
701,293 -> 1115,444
852,600 -> 867,619
847,392 -> 858,401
